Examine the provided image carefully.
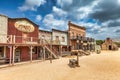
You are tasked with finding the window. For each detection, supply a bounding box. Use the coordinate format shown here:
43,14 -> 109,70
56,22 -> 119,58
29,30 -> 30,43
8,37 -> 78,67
62,37 -> 65,42
32,47 -> 37,54
42,35 -> 45,38
72,32 -> 74,37
56,36 -> 59,41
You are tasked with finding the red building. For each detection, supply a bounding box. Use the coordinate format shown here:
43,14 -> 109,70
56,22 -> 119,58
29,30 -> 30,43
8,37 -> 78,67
0,15 -> 45,65
7,18 -> 39,62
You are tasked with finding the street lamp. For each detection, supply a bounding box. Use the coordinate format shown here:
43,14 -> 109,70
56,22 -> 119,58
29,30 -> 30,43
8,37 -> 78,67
76,36 -> 80,67
76,40 -> 79,50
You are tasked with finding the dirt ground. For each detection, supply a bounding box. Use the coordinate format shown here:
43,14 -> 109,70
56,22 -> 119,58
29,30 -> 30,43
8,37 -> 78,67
0,49 -> 120,80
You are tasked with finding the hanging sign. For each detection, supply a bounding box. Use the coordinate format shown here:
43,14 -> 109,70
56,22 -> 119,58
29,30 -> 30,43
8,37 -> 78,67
14,20 -> 35,33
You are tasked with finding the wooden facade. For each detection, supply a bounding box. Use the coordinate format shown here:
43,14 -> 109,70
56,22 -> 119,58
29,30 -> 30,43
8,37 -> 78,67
52,29 -> 68,56
68,21 -> 95,51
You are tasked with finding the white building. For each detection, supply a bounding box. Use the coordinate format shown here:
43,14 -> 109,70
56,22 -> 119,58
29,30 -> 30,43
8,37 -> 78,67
52,29 -> 68,56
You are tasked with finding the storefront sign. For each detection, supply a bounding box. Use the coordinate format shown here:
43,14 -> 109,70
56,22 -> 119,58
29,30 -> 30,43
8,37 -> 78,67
14,20 -> 35,33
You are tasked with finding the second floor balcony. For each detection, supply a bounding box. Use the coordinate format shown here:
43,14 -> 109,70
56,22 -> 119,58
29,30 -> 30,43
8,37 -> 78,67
0,34 -> 39,45
70,36 -> 95,42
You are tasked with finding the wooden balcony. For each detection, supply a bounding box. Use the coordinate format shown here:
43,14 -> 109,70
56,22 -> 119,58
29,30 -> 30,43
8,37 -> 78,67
0,34 -> 41,46
70,36 -> 95,42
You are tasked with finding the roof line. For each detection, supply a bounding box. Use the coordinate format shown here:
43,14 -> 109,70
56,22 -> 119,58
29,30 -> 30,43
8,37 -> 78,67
68,21 -> 86,30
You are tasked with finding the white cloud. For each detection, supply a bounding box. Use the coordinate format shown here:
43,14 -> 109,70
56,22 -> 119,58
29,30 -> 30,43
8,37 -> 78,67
18,0 -> 46,11
53,6 -> 67,17
36,15 -> 42,21
76,0 -> 100,19
42,14 -> 67,30
57,0 -> 73,7
118,0 -> 120,4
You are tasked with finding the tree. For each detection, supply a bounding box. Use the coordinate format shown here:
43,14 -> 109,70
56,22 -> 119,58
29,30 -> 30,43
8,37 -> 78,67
115,42 -> 120,47
96,40 -> 104,45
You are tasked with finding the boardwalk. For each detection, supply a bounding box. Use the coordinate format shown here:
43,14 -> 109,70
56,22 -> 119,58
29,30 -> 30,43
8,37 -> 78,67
0,50 -> 120,80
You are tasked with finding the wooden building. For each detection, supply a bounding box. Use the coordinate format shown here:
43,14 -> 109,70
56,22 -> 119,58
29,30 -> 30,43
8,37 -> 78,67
102,38 -> 118,50
52,29 -> 68,56
68,21 -> 95,51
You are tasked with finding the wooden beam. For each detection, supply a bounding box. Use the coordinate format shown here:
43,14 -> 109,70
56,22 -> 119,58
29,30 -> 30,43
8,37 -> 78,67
43,46 -> 45,60
30,46 -> 33,62
12,46 -> 15,65
9,46 -> 12,65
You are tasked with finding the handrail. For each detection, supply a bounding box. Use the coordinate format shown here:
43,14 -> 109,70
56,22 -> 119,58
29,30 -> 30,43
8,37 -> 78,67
0,34 -> 39,44
44,39 -> 58,57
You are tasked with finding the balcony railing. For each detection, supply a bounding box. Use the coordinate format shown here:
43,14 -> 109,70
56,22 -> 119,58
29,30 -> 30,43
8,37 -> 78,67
70,36 -> 95,42
0,34 -> 12,43
0,34 -> 39,44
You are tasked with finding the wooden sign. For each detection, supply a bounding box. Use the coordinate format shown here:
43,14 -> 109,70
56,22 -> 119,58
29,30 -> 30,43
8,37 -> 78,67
14,20 -> 35,33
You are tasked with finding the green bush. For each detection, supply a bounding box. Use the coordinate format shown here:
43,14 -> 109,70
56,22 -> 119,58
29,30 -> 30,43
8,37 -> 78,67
115,42 -> 120,47
96,40 -> 104,45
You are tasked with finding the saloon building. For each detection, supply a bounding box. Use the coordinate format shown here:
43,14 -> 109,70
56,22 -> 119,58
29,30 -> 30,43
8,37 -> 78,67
0,14 -> 41,64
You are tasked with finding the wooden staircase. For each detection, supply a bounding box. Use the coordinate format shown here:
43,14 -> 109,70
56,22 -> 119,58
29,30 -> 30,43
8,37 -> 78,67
43,39 -> 58,59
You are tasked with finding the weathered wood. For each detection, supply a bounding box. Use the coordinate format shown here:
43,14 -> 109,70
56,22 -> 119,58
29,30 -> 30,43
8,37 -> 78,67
12,46 -> 15,65
30,46 -> 33,62
9,46 -> 12,65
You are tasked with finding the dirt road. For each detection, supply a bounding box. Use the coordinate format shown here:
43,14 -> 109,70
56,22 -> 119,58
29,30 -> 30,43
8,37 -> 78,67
0,50 -> 120,80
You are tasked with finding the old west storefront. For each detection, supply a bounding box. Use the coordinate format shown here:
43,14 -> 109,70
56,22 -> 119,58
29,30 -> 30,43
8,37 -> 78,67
0,15 -> 43,65
7,18 -> 40,62
68,21 -> 95,51
52,29 -> 68,56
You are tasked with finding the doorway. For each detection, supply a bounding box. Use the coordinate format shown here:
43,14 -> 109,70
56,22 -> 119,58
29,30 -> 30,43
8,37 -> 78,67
0,47 -> 4,58
15,49 -> 21,62
109,45 -> 112,50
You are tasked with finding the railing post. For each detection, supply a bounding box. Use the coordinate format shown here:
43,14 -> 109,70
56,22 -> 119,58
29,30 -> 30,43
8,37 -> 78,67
31,37 -> 33,42
10,35 -> 12,43
13,35 -> 15,43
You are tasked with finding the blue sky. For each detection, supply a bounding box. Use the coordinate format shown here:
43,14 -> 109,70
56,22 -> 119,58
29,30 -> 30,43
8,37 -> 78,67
0,0 -> 120,40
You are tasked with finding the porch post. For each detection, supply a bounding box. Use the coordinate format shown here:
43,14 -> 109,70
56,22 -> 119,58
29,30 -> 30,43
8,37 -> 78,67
37,46 -> 39,60
9,46 -> 12,65
30,46 -> 33,62
4,46 -> 6,58
43,46 -> 45,60
50,40 -> 52,63
60,45 -> 62,56
12,46 -> 15,65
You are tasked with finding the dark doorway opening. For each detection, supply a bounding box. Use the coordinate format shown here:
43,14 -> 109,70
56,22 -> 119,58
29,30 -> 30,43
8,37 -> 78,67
109,45 -> 112,50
